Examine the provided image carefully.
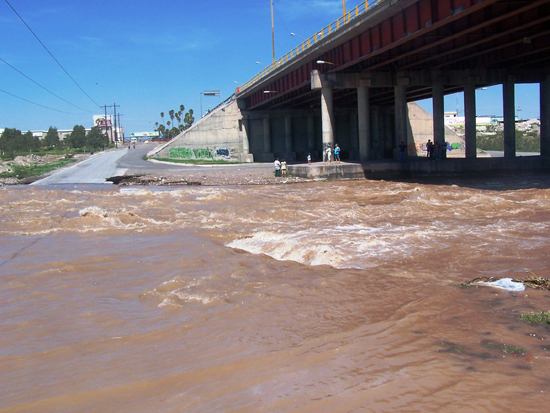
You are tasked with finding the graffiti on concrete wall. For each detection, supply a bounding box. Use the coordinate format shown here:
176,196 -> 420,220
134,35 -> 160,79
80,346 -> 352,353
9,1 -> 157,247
169,147 -> 194,159
193,148 -> 213,159
415,142 -> 464,154
169,147 -> 213,159
215,147 -> 230,159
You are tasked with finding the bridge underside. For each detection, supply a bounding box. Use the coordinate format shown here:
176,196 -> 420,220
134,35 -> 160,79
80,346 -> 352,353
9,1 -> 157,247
236,0 -> 550,163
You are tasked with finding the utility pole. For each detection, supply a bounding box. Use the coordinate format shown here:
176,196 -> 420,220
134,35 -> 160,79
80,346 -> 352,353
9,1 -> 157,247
105,104 -> 120,147
104,105 -> 109,142
117,113 -> 123,143
113,103 -> 118,145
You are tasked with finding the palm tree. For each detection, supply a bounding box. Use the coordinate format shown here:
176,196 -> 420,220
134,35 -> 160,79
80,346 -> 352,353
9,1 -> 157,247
178,105 -> 185,128
169,110 -> 175,127
160,112 -> 165,127
158,124 -> 166,138
184,109 -> 195,130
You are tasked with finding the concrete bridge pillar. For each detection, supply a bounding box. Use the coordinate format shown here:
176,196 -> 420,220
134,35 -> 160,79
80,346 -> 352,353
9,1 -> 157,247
307,115 -> 315,152
350,110 -> 359,160
358,86 -> 370,161
432,83 -> 445,159
540,78 -> 550,156
263,115 -> 271,153
371,108 -> 380,158
464,82 -> 477,158
321,86 -> 335,149
285,115 -> 293,152
503,78 -> 516,158
394,84 -> 407,159
241,116 -> 250,155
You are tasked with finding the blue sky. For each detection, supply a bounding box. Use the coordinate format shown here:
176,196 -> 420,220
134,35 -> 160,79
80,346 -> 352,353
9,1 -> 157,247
0,0 -> 541,135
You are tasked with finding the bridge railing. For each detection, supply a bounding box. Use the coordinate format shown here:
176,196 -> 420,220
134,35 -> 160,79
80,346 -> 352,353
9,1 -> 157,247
236,0 -> 381,95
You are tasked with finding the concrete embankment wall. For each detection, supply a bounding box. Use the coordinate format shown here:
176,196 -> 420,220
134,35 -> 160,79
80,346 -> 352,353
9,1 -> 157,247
407,103 -> 464,157
149,99 -> 252,161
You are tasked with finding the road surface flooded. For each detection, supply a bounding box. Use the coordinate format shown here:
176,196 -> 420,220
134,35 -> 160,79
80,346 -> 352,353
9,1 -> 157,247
1,176 -> 550,412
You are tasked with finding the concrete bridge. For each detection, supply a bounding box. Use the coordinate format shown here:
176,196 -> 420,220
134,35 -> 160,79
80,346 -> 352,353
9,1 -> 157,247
151,0 -> 550,176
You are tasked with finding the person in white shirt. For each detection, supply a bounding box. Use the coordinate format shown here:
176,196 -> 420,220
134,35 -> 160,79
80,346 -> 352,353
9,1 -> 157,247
274,158 -> 281,177
326,145 -> 332,164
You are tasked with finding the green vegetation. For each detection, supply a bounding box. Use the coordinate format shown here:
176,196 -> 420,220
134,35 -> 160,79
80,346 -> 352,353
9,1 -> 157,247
149,157 -> 240,165
155,104 -> 195,140
477,129 -> 540,152
517,311 -> 550,325
0,158 -> 77,179
1,126 -> 109,160
481,340 -> 526,355
520,269 -> 550,290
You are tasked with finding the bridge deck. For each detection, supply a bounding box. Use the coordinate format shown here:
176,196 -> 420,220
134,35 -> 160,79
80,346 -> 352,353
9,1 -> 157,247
237,0 -> 550,111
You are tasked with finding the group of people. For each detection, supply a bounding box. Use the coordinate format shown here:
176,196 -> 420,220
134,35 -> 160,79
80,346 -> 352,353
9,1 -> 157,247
324,143 -> 341,164
274,143 -> 342,176
425,139 -> 443,161
273,144 -> 340,177
273,158 -> 287,177
273,140 -> 446,173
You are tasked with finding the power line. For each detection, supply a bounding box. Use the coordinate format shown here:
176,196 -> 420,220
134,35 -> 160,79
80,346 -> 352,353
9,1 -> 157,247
0,57 -> 94,113
272,1 -> 292,36
4,0 -> 101,109
0,88 -> 76,114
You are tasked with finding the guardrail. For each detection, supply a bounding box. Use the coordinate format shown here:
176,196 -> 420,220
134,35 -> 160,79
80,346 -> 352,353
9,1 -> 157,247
206,93 -> 235,116
236,0 -> 381,95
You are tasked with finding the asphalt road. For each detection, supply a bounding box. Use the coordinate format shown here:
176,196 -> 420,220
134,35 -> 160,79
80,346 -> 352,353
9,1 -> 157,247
31,149 -> 129,185
483,151 -> 540,157
31,143 -> 272,185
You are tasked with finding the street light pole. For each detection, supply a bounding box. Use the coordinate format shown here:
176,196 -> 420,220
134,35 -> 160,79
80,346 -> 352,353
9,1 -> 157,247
271,0 -> 275,64
201,90 -> 221,118
290,32 -> 306,41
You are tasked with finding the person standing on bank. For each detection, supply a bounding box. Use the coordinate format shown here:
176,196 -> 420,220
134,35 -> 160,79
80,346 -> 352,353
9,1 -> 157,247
281,159 -> 287,177
426,140 -> 433,160
274,158 -> 281,177
326,145 -> 332,164
334,144 -> 341,163
307,153 -> 312,165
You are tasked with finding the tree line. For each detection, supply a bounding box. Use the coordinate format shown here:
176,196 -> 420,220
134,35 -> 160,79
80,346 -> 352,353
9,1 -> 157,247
155,104 -> 194,139
0,125 -> 109,158
477,129 -> 541,152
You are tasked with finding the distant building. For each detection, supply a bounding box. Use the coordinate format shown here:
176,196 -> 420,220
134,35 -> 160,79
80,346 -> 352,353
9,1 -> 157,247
444,111 -> 515,126
94,115 -> 124,143
31,129 -> 88,141
13,115 -> 125,143
128,131 -> 160,142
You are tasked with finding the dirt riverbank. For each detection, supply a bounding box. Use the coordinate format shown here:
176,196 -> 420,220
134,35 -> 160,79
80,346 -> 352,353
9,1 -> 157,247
109,167 -> 313,186
1,153 -> 315,186
0,154 -> 92,186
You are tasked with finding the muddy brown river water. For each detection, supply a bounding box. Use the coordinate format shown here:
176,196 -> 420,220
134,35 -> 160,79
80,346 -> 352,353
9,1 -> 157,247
1,175 -> 550,412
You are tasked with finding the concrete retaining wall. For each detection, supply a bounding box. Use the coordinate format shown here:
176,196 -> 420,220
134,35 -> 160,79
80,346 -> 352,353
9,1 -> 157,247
290,156 -> 550,180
